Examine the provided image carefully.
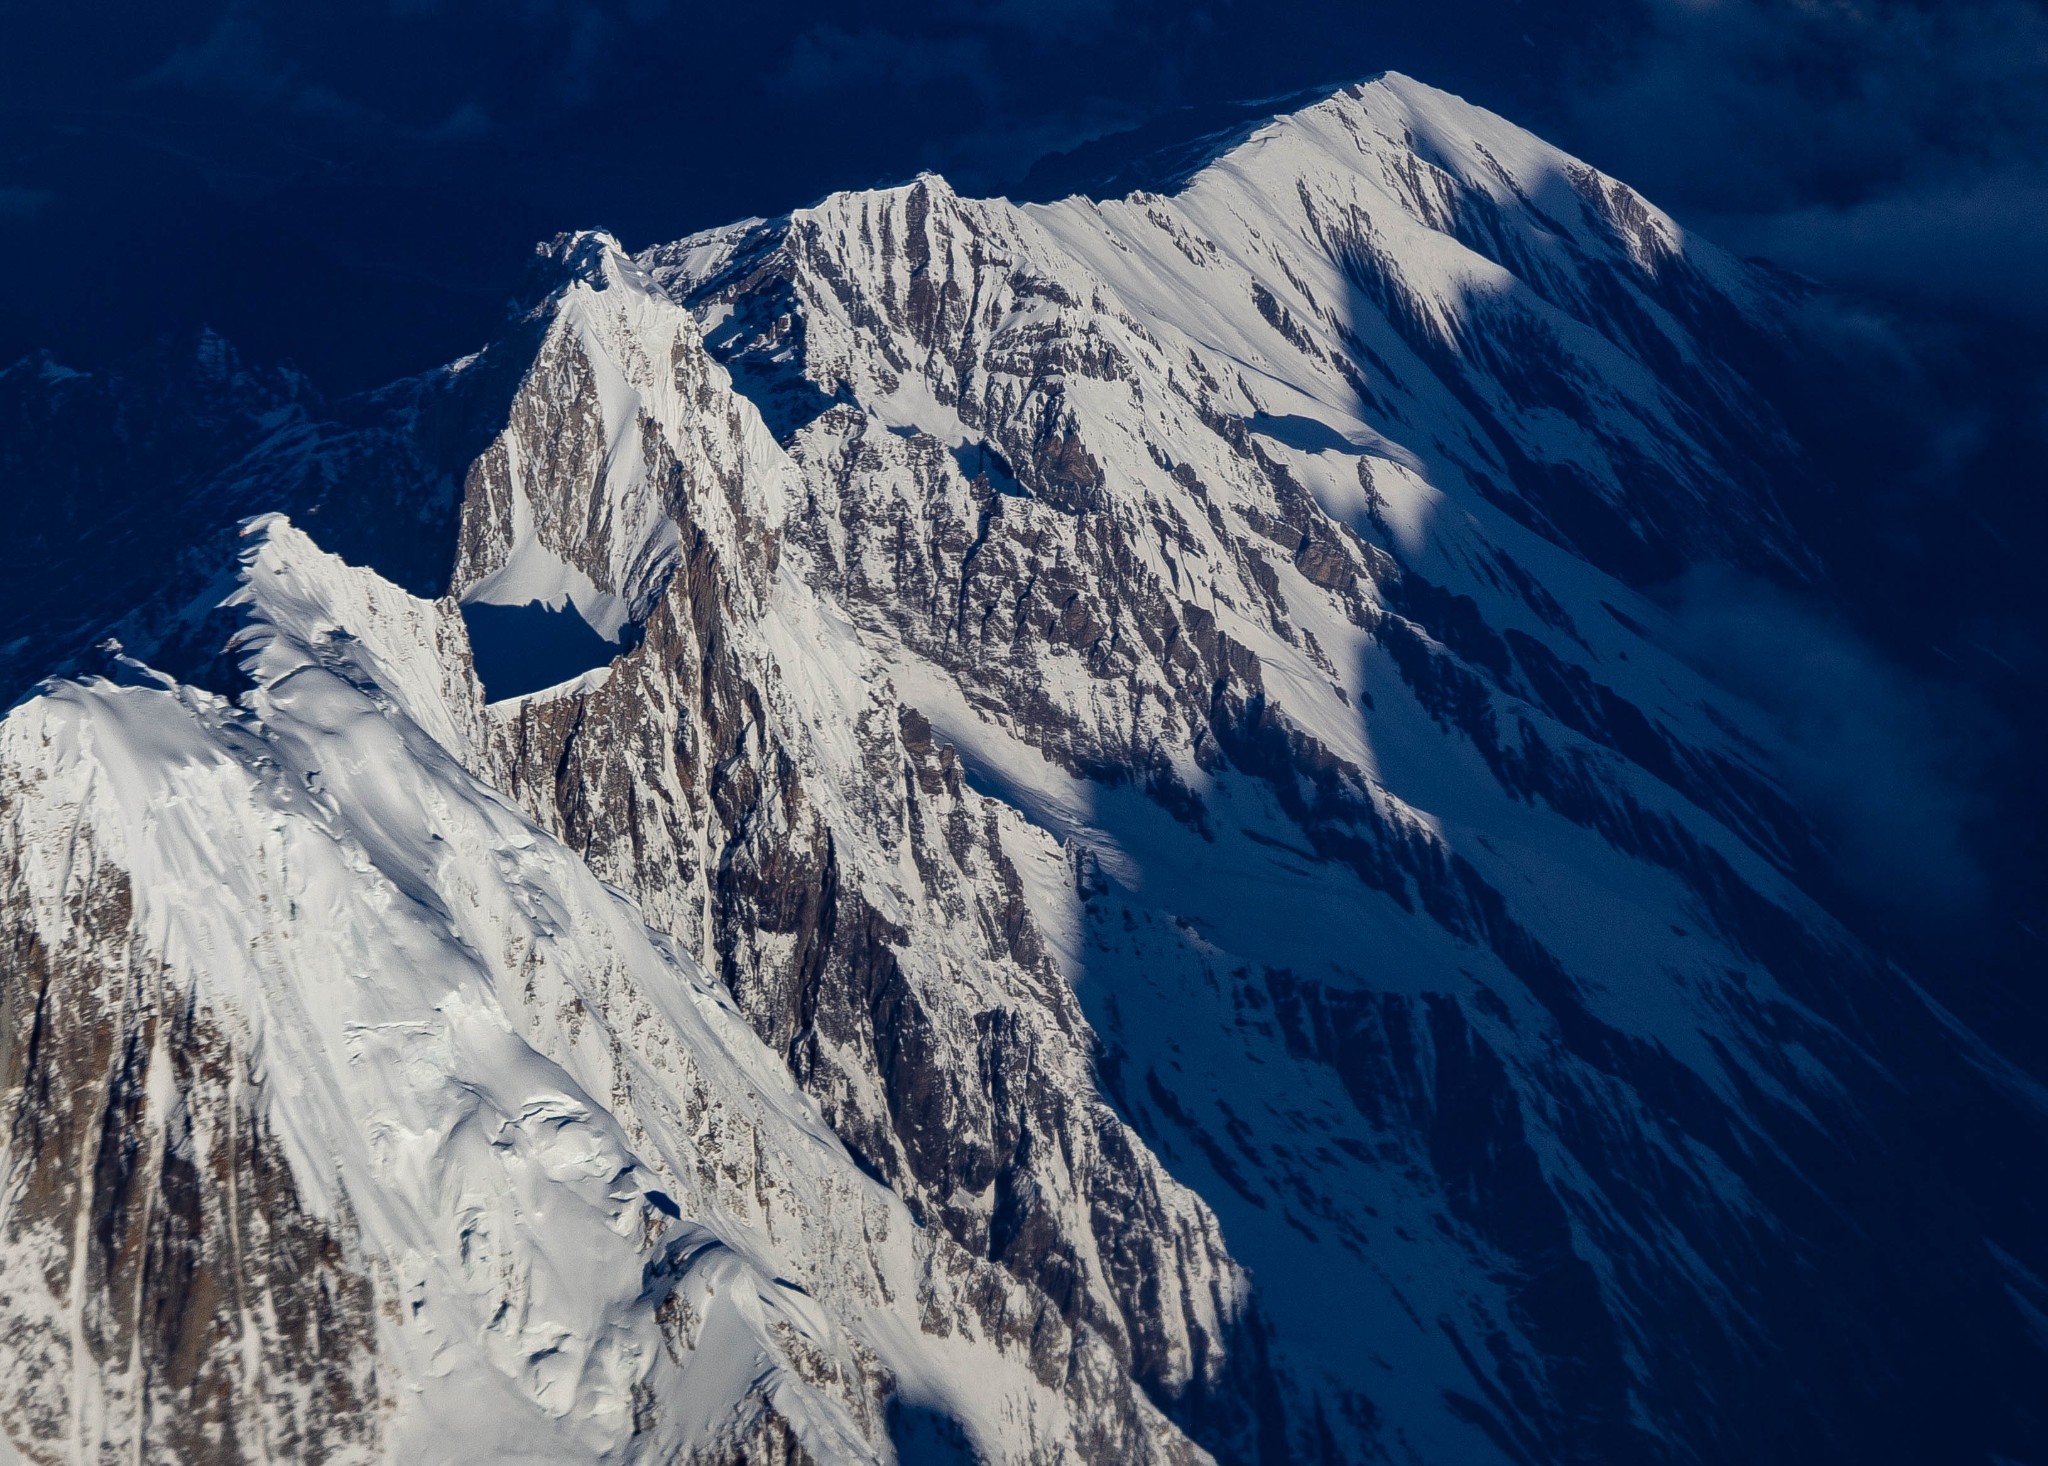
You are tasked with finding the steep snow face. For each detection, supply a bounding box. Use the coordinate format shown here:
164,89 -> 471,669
660,75 -> 1804,593
3,69 -> 2047,1466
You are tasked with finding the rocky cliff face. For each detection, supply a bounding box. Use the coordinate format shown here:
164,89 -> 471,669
1,73 -> 2044,1465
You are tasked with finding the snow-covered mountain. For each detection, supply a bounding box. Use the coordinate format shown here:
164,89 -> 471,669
2,74 -> 2044,1464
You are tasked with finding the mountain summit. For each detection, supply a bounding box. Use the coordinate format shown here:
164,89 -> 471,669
2,75 -> 2043,1465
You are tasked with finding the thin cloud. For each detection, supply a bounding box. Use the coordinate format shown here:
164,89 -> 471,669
1713,172 -> 2048,320
1562,0 -> 2048,312
1665,566 -> 1997,924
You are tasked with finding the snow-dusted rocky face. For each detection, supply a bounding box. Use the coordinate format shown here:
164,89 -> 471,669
2,74 -> 2044,1466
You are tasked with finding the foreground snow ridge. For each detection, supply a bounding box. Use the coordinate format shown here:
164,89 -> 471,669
2,74 -> 2045,1466
1,519 -> 1120,1463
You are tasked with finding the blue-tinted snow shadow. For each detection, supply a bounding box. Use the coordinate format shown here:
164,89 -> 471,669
1245,411 -> 1363,455
461,598 -> 627,701
887,1396 -> 982,1465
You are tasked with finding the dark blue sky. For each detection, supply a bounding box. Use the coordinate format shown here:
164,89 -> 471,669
3,0 -> 2045,390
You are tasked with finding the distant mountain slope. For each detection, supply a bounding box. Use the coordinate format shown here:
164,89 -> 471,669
1,73 -> 2042,1465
